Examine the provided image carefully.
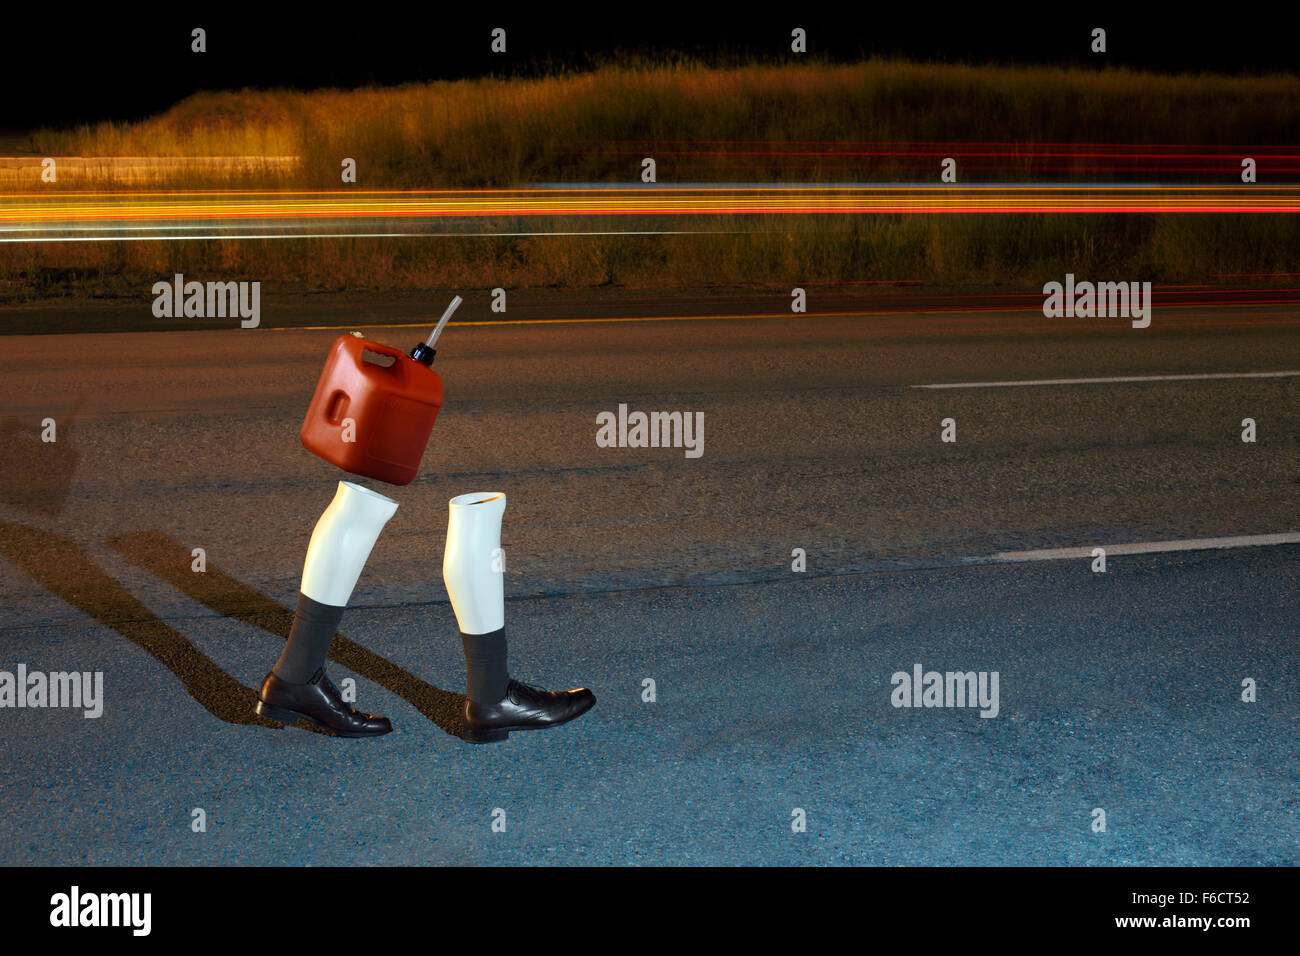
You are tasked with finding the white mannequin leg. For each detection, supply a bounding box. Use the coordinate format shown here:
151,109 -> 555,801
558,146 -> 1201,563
443,492 -> 506,634
300,480 -> 399,607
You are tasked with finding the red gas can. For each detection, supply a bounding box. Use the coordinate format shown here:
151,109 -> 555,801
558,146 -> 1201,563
300,334 -> 444,486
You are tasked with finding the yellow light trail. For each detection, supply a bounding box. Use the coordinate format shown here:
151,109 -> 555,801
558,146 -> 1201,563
2,184 -> 1298,240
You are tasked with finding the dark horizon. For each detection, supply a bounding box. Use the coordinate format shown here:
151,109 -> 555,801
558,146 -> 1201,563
3,10 -> 1297,130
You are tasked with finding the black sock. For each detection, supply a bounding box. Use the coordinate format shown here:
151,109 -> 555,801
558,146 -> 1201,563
273,593 -> 344,684
461,628 -> 508,704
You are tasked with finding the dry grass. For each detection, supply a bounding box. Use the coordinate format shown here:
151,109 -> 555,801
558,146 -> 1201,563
27,58 -> 1300,188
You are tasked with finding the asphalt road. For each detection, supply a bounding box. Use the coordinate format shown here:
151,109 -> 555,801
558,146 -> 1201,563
0,302 -> 1296,864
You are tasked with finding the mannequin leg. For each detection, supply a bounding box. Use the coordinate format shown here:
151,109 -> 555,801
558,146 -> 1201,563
257,481 -> 397,737
443,492 -> 508,704
274,480 -> 398,681
442,491 -> 596,743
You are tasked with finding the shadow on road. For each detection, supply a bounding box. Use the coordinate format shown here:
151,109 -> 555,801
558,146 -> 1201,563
0,396 -> 84,517
0,519 -> 280,728
107,530 -> 468,739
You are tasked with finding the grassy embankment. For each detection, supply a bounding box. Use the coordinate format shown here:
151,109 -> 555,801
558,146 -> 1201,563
4,59 -> 1299,300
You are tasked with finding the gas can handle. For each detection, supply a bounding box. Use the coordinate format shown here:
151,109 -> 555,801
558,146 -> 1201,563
358,340 -> 407,362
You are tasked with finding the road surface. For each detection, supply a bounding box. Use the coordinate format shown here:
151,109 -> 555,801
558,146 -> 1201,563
0,302 -> 1296,864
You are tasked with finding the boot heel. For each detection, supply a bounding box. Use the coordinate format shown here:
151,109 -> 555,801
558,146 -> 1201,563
464,726 -> 509,744
255,700 -> 302,724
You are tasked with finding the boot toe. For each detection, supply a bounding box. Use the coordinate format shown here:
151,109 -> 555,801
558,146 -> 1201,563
566,687 -> 596,718
358,714 -> 393,736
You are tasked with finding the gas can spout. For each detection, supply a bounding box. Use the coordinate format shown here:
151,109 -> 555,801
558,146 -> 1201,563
411,295 -> 463,365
